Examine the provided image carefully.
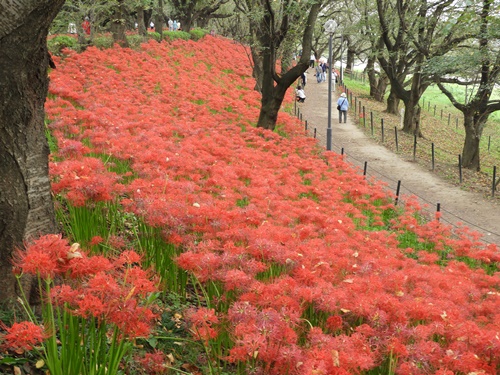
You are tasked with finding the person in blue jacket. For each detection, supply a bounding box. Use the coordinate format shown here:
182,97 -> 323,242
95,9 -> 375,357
337,92 -> 349,123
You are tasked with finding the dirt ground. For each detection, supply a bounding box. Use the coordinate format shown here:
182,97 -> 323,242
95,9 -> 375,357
298,68 -> 500,247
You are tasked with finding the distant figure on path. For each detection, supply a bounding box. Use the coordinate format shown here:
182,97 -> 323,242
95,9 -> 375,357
301,72 -> 307,87
315,64 -> 323,83
310,53 -> 315,68
337,92 -> 349,123
82,17 -> 90,35
296,86 -> 306,103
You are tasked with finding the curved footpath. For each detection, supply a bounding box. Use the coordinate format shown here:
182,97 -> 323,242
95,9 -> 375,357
297,68 -> 500,246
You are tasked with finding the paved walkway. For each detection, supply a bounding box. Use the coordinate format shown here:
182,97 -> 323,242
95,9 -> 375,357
297,68 -> 500,246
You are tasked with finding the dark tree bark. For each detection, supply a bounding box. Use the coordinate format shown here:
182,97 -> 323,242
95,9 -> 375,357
386,87 -> 400,114
255,2 -> 320,130
155,0 -> 164,37
462,114 -> 485,171
0,0 -> 64,303
345,42 -> 355,74
366,55 -> 387,102
111,0 -> 129,47
137,6 -> 147,36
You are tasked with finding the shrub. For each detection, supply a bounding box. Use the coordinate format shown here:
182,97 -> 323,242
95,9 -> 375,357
162,30 -> 191,41
48,35 -> 77,55
127,34 -> 148,49
147,31 -> 162,42
189,28 -> 208,41
92,35 -> 114,49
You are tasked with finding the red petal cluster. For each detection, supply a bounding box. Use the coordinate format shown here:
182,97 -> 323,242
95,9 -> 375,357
45,36 -> 500,373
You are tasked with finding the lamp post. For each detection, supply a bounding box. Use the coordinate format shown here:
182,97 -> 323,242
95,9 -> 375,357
340,34 -> 344,84
324,19 -> 337,151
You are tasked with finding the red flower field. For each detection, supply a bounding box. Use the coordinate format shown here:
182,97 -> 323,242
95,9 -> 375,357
37,36 -> 500,374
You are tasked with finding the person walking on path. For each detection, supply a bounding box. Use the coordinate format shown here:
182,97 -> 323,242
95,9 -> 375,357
315,64 -> 323,83
337,92 -> 349,123
310,53 -> 315,68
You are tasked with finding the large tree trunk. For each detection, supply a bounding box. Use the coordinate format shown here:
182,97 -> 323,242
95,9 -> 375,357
386,89 -> 400,114
345,44 -> 355,74
137,6 -> 147,37
257,49 -> 288,130
366,56 -> 387,102
155,0 -> 164,37
111,0 -> 129,47
462,114 -> 487,171
0,0 -> 64,304
401,98 -> 422,136
255,4 -> 320,130
400,61 -> 427,137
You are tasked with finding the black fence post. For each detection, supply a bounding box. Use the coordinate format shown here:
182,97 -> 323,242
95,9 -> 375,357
381,118 -> 384,142
395,180 -> 401,205
363,106 -> 366,128
395,127 -> 399,152
458,155 -> 463,184
492,166 -> 497,197
363,161 -> 368,177
431,143 -> 435,171
314,128 -> 317,139
436,203 -> 441,221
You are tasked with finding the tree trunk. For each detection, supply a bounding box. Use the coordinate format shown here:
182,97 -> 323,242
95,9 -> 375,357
111,0 -> 129,47
401,98 -> 422,136
345,45 -> 355,73
386,89 -> 400,114
462,114 -> 486,171
366,56 -> 387,102
0,0 -> 64,304
257,49 -> 287,130
137,6 -> 147,36
155,0 -> 164,37
255,4 -> 320,130
374,77 -> 388,102
250,29 -> 264,92
181,16 -> 194,32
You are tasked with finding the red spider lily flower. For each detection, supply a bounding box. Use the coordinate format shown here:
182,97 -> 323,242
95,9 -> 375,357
137,350 -> 169,374
13,234 -> 81,280
185,307 -> 219,344
0,321 -> 45,352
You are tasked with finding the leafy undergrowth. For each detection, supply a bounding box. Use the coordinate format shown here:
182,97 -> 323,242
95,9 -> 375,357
1,36 -> 500,375
342,77 -> 500,203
